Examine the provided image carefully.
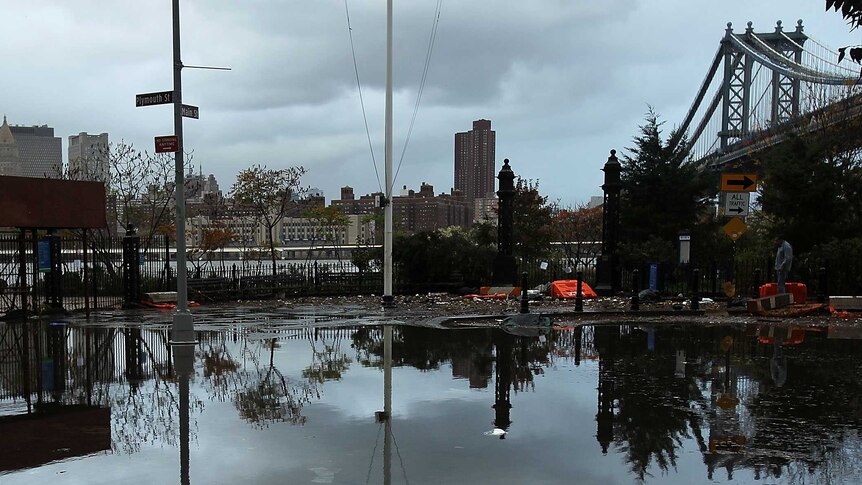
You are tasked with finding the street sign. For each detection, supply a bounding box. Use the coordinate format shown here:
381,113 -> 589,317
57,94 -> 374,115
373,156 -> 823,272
722,217 -> 748,241
181,104 -> 199,119
723,192 -> 750,217
155,135 -> 179,153
721,173 -> 758,192
136,90 -> 173,107
38,239 -> 51,272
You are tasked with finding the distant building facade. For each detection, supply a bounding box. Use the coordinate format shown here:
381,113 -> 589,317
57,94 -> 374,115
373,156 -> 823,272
187,212 -> 373,250
473,196 -> 498,224
330,186 -> 382,218
332,183 -> 471,234
68,132 -> 109,182
9,123 -> 62,178
185,171 -> 223,202
0,116 -> 19,177
454,119 -> 496,209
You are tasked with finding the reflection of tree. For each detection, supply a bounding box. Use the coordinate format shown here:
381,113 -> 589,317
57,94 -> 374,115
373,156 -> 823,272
587,324 -> 862,483
302,329 -> 352,384
200,333 -> 241,403
595,325 -> 710,482
738,338 -> 862,482
232,338 -> 319,428
195,332 -> 322,428
110,328 -> 204,455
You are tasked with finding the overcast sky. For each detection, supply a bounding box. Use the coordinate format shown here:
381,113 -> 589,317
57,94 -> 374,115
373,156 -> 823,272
1,1 -> 859,207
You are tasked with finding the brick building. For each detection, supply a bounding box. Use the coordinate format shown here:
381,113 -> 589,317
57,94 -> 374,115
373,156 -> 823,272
331,183 -> 470,234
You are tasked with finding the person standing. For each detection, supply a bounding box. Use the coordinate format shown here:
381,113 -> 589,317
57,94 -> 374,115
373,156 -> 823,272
774,237 -> 793,294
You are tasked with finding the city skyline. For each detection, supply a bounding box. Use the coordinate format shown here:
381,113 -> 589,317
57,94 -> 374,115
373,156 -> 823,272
1,2 -> 858,207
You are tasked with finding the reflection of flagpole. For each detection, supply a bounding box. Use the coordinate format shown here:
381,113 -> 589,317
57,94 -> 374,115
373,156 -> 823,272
383,325 -> 392,485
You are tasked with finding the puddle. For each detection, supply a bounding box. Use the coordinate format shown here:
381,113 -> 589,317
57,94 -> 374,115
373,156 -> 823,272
1,320 -> 861,484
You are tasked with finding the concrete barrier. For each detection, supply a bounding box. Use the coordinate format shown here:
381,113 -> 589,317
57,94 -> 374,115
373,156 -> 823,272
828,296 -> 862,311
747,293 -> 794,313
143,292 -> 178,304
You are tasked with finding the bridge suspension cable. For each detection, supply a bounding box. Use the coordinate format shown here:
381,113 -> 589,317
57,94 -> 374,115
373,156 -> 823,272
731,33 -> 856,85
741,32 -> 855,84
779,32 -> 859,76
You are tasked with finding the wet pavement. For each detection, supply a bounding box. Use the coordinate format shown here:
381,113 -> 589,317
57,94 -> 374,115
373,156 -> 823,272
2,300 -> 862,484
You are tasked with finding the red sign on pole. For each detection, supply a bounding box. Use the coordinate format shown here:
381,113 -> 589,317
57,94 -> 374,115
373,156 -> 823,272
155,135 -> 178,153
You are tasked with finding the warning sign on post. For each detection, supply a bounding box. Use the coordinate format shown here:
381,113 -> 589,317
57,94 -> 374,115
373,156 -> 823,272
723,217 -> 748,241
155,135 -> 178,153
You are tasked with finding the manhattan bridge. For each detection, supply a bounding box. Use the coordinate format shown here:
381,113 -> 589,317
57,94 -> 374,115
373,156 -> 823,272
671,19 -> 862,170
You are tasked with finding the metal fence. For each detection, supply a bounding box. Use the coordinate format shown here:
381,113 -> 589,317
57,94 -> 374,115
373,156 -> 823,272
618,252 -> 859,300
0,231 -> 170,315
4,230 -> 862,315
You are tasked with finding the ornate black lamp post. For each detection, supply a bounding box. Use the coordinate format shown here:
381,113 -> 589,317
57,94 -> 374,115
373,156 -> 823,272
595,150 -> 621,295
492,159 -> 517,285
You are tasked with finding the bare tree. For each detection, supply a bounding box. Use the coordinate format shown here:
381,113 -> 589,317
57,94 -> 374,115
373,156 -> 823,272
53,141 -> 195,278
552,204 -> 603,275
229,164 -> 306,276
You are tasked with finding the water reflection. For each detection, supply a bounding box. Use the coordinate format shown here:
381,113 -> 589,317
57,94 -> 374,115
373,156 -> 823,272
0,319 -> 861,484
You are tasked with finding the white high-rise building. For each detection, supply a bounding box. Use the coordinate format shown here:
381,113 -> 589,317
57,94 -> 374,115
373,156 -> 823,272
68,132 -> 109,182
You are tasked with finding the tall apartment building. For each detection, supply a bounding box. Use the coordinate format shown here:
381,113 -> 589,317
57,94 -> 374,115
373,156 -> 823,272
9,123 -> 62,178
454,119 -> 496,210
68,132 -> 109,182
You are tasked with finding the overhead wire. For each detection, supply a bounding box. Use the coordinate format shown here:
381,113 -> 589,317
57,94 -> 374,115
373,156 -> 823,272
391,0 -> 444,193
392,423 -> 411,485
344,0 -> 383,194
364,421 -> 383,485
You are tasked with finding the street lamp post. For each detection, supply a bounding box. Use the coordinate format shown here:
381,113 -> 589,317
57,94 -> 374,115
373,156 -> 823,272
171,0 -> 194,343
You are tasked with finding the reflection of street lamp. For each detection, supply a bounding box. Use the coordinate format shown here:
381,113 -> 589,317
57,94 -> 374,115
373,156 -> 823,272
173,343 -> 195,485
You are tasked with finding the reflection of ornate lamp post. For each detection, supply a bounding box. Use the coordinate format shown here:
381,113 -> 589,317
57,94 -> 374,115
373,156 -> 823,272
595,150 -> 622,295
493,334 -> 514,438
596,362 -> 615,454
594,325 -> 618,453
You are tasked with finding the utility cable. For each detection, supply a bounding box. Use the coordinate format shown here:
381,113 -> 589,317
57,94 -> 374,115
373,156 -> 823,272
392,425 -> 411,485
391,0 -> 443,193
364,421 -> 383,485
344,0 -> 384,193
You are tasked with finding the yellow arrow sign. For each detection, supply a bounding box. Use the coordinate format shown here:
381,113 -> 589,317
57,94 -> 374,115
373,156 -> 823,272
721,173 -> 757,192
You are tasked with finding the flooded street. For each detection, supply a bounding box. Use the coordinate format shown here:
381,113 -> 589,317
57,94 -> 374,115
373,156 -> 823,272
1,317 -> 861,484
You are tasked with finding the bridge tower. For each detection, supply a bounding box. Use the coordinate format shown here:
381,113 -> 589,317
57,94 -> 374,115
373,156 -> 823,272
720,21 -> 806,152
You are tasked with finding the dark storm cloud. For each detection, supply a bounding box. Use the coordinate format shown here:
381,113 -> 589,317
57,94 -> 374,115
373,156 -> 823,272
0,0 -> 856,206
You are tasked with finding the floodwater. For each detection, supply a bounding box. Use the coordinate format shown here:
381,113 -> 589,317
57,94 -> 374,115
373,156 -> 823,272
1,317 -> 861,484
